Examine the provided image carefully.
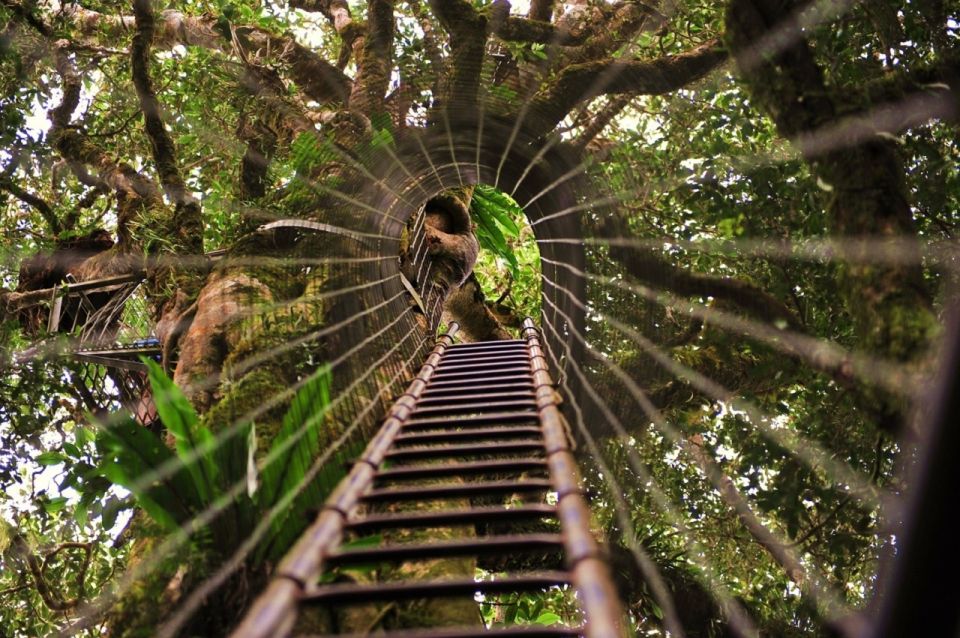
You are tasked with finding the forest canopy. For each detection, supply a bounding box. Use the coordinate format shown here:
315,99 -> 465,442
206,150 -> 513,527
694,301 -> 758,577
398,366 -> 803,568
0,0 -> 958,636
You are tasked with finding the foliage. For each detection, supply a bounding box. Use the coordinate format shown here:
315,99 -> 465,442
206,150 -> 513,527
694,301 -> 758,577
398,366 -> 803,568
92,360 -> 336,559
470,185 -> 542,321
470,185 -> 522,277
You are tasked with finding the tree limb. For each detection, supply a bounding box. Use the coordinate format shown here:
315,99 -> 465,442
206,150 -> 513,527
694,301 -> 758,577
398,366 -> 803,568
48,42 -> 161,249
559,1 -> 661,66
64,5 -> 350,104
684,435 -> 809,588
0,177 -> 60,235
428,0 -> 487,112
528,0 -> 555,23
8,535 -> 93,612
442,273 -> 513,342
131,0 -> 203,256
407,0 -> 443,95
494,14 -> 583,45
726,0 -> 936,366
0,0 -> 51,36
529,39 -> 727,137
573,93 -> 633,150
601,216 -> 801,329
349,0 -> 395,114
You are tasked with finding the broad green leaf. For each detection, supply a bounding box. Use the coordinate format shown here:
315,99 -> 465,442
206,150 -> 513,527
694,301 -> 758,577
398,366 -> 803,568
256,364 -> 333,559
35,451 -> 67,466
96,417 -> 203,530
43,496 -> 68,514
144,358 -> 218,504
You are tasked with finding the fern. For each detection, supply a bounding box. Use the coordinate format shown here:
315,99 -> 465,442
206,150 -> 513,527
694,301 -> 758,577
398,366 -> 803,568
471,185 -> 523,277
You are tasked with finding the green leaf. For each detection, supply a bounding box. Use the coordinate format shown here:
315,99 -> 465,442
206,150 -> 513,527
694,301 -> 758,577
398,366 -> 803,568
96,417 -> 202,530
470,186 -> 523,278
101,496 -> 125,531
256,364 -> 333,559
74,501 -> 89,527
35,451 -> 67,466
44,496 -> 68,514
144,358 -> 218,504
74,426 -> 92,449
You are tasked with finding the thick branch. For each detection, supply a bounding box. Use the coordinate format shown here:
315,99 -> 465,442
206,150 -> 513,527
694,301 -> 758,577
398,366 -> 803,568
528,0 -> 555,22
428,0 -> 487,112
684,435 -> 808,588
495,14 -> 583,45
529,39 -> 727,137
604,226 -> 801,329
560,1 -> 660,66
859,47 -> 960,117
48,43 -> 161,248
64,5 -> 350,104
8,535 -> 92,612
573,93 -> 633,150
0,177 -> 60,235
350,0 -> 395,113
726,0 -> 936,368
131,0 -> 198,220
442,273 -> 512,342
0,0 -> 52,36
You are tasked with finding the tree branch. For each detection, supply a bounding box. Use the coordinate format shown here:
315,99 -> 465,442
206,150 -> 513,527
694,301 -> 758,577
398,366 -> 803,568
859,47 -> 960,118
48,43 -> 161,248
442,273 -> 513,342
132,0 -> 194,205
428,0 -> 488,112
529,39 -> 727,137
64,5 -> 350,104
494,14 -> 583,45
350,0 -> 395,114
8,535 -> 93,612
573,92 -> 633,150
602,217 -> 801,329
684,435 -> 809,588
725,0 -> 936,367
528,0 -> 555,23
559,1 -> 661,66
0,177 -> 60,235
0,0 -> 52,36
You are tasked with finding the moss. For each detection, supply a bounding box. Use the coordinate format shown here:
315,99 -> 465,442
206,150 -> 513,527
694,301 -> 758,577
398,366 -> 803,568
203,366 -> 289,433
105,514 -> 211,638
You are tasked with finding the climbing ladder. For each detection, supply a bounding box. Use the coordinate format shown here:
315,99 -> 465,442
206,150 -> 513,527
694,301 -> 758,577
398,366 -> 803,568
232,319 -> 624,638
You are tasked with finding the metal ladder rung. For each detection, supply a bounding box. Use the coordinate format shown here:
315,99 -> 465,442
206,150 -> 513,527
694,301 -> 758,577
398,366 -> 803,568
436,361 -> 531,373
362,479 -> 554,503
420,377 -> 533,399
446,340 -> 526,350
384,441 -> 545,461
412,400 -> 538,416
375,459 -> 549,482
300,572 -> 573,606
394,427 -> 544,445
296,628 -> 581,638
437,354 -> 531,366
405,412 -> 541,428
346,504 -> 557,533
423,377 -> 534,390
326,535 -> 564,566
435,368 -> 529,383
417,391 -> 535,406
